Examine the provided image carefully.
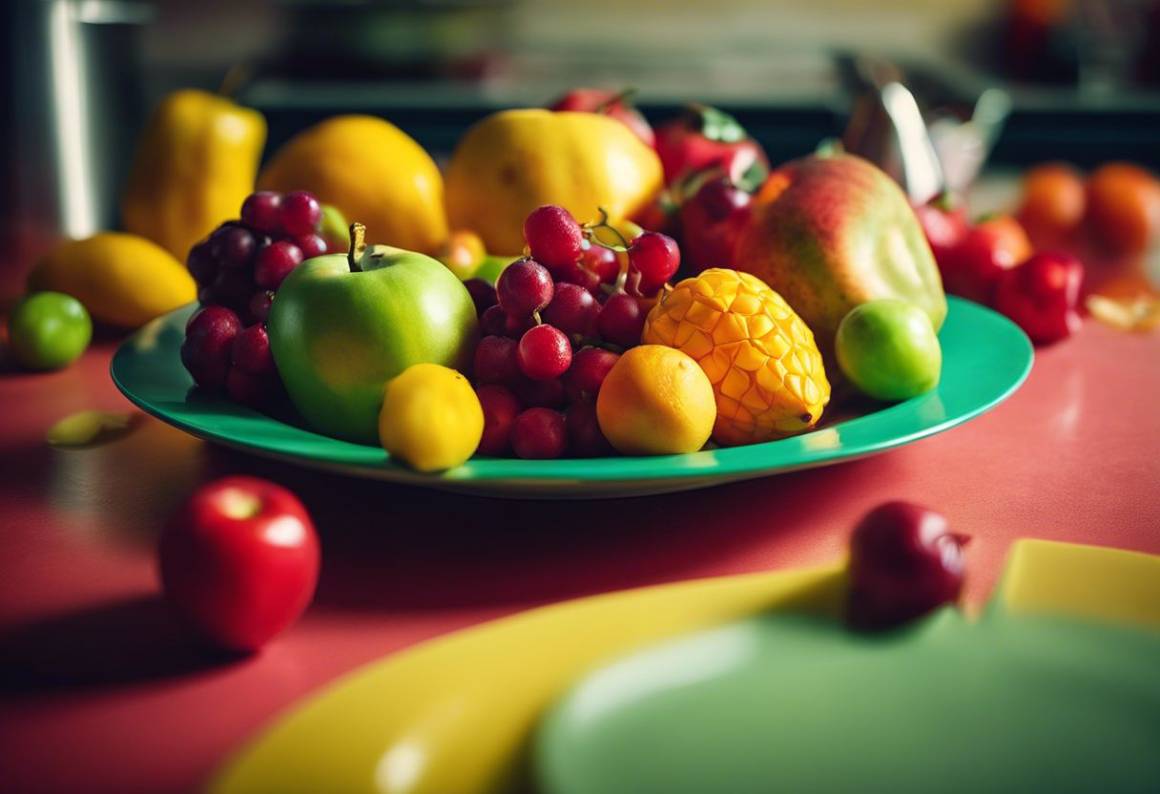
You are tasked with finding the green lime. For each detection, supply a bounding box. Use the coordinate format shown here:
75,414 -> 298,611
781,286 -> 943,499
8,291 -> 92,370
836,299 -> 941,401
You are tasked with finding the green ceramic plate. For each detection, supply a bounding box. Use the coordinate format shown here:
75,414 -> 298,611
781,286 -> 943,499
110,297 -> 1032,498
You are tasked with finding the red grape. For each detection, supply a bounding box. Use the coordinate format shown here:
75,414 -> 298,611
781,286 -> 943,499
580,243 -> 621,284
517,324 -> 572,380
513,376 -> 566,409
480,305 -> 508,336
231,324 -> 276,376
511,408 -> 567,459
210,224 -> 257,269
254,241 -> 304,290
181,306 -> 242,389
680,178 -> 752,272
240,191 -> 282,235
295,233 -> 328,259
475,384 -> 521,456
597,292 -> 646,347
543,283 -> 599,338
473,335 -> 520,384
187,242 -> 217,286
566,400 -> 613,456
565,346 -> 620,400
226,368 -> 279,408
248,291 -> 275,323
465,278 -> 498,316
279,191 -> 322,237
524,205 -> 584,270
208,267 -> 253,311
496,259 -> 554,318
847,501 -> 970,631
553,258 -> 602,295
504,311 -> 535,338
628,232 -> 680,293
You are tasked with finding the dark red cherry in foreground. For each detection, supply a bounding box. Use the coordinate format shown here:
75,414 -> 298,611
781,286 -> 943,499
517,324 -> 573,381
524,205 -> 584,271
847,501 -> 970,631
158,476 -> 319,653
511,407 -> 567,459
180,305 -> 242,390
496,259 -> 554,319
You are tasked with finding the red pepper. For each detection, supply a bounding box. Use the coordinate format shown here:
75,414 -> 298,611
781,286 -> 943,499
655,104 -> 769,188
993,251 -> 1083,345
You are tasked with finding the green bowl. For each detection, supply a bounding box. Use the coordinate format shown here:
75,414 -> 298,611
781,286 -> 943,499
110,297 -> 1032,498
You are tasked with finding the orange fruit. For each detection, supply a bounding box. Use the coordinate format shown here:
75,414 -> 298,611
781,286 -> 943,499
595,345 -> 715,455
1085,162 -> 1160,257
643,268 -> 829,447
1017,162 -> 1085,245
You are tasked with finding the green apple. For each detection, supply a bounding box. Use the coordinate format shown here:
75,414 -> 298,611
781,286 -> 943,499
835,299 -> 941,401
268,225 -> 478,443
8,291 -> 92,370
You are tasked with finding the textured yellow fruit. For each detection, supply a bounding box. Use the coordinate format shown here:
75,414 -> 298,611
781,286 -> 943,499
445,109 -> 663,255
29,233 -> 196,328
643,268 -> 830,446
122,89 -> 266,259
379,364 -> 483,472
596,345 -> 716,456
260,116 -> 448,255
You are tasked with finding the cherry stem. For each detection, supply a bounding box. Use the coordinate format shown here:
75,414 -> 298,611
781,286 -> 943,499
583,207 -> 631,251
348,223 -> 366,273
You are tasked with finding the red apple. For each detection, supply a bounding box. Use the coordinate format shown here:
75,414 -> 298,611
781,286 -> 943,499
680,176 -> 753,272
159,477 -> 320,652
912,193 -> 968,269
941,215 -> 1032,305
549,88 -> 655,148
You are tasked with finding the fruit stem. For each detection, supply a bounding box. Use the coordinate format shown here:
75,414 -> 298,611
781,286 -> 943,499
348,223 -> 367,272
593,87 -> 638,114
583,207 -> 631,252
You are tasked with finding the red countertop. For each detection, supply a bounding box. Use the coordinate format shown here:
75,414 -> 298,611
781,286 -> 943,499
1,307 -> 1158,794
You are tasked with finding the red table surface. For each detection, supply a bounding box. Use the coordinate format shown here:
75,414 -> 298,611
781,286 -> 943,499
0,314 -> 1158,794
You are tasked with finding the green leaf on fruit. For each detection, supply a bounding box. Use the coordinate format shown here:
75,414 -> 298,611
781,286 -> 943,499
692,104 -> 748,144
736,159 -> 769,194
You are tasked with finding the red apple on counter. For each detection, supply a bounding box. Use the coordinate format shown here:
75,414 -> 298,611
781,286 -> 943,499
549,88 -> 655,148
159,476 -> 320,653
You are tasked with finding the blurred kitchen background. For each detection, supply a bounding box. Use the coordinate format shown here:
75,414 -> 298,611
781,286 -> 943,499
3,0 -> 1160,297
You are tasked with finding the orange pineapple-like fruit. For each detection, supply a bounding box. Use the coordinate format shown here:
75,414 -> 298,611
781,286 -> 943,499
642,268 -> 830,446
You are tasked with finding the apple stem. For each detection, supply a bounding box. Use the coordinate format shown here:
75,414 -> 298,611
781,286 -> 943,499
348,223 -> 367,272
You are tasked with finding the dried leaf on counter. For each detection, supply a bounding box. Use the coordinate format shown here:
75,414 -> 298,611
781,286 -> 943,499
1086,294 -> 1160,333
46,411 -> 140,447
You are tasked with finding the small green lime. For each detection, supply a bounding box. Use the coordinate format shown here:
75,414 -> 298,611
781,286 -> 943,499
8,291 -> 92,370
836,299 -> 941,401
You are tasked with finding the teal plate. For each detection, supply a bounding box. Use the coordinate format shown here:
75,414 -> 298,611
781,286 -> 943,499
110,297 -> 1032,498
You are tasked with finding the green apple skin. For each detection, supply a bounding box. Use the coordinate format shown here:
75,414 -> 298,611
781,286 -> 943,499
835,299 -> 941,401
8,291 -> 92,370
268,249 -> 478,444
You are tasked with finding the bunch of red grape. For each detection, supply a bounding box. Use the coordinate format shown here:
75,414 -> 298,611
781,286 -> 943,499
465,205 -> 680,459
180,190 -> 328,407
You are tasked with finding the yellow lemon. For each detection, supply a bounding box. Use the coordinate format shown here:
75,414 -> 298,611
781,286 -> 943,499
596,345 -> 716,456
379,364 -> 483,472
445,109 -> 663,255
643,268 -> 830,446
259,115 -> 448,254
29,232 -> 196,328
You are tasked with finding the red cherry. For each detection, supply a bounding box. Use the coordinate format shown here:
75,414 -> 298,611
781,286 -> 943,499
248,290 -> 275,323
517,324 -> 573,381
231,324 -> 276,376
279,191 -> 322,237
565,346 -> 620,400
597,292 -> 646,347
187,242 -> 218,286
210,224 -> 258,269
513,376 -> 567,409
225,368 -> 280,408
158,476 -> 319,652
580,244 -> 621,284
553,258 -> 603,295
511,408 -> 567,459
240,192 -> 283,235
295,233 -> 328,259
566,400 -> 613,457
480,305 -> 509,336
524,205 -> 584,270
181,306 -> 242,390
475,384 -> 521,456
464,278 -> 498,316
473,335 -> 521,385
680,177 -> 752,272
847,501 -> 970,631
